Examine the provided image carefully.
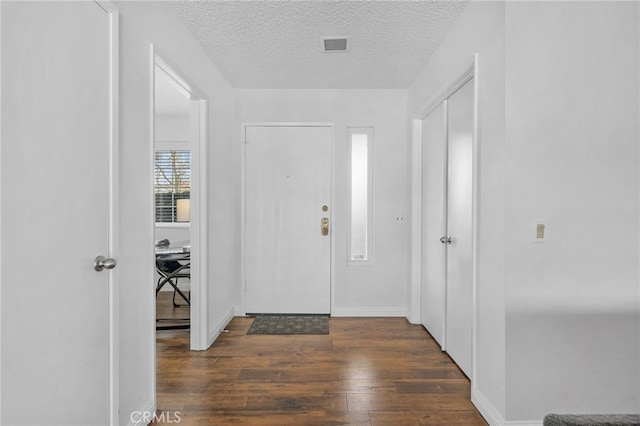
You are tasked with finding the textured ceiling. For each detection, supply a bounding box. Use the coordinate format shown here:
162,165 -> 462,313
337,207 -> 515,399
169,1 -> 469,89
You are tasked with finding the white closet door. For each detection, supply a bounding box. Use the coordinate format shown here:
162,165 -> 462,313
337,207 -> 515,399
420,104 -> 447,347
445,79 -> 474,378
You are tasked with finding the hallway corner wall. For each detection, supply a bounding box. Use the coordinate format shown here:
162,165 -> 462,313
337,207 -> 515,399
114,1 -> 235,423
408,1 -> 507,421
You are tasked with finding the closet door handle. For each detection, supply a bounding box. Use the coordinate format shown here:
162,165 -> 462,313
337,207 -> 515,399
94,255 -> 117,271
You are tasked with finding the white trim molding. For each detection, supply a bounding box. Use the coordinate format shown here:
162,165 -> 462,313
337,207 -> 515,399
94,2 -> 121,424
192,99 -> 209,351
472,388 -> 544,426
0,2 -> 4,421
470,51 -> 481,398
407,117 -> 423,325
207,307 -> 235,347
472,388 -> 505,426
331,307 -> 407,317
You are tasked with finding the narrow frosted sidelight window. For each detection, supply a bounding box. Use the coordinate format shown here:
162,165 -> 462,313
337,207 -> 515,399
348,128 -> 373,262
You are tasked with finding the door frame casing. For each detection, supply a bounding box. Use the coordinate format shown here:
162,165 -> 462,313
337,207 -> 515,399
1,4 -> 4,421
100,2 -> 120,423
409,54 -> 479,384
240,123 -> 335,315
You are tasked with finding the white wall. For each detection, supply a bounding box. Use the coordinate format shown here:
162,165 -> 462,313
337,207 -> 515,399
408,1 -> 507,421
114,1 -> 235,423
410,1 -> 640,424
504,1 -> 639,421
155,114 -> 189,142
234,89 -> 409,316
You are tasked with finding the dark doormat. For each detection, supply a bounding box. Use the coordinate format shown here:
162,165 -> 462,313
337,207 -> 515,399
247,314 -> 329,335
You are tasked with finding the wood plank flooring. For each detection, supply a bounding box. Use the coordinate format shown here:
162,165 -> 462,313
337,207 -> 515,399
156,290 -> 190,330
155,305 -> 487,425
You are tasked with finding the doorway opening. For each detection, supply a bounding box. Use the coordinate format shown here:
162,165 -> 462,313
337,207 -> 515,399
151,49 -> 209,358
154,63 -> 192,337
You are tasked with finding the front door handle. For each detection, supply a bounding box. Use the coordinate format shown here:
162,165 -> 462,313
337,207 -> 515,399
321,217 -> 329,236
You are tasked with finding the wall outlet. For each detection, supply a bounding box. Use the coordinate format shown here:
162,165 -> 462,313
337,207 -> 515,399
395,216 -> 405,224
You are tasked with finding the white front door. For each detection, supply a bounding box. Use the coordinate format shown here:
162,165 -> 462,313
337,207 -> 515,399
1,1 -> 115,424
244,125 -> 332,314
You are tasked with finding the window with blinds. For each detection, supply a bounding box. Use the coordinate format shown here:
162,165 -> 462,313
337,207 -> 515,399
154,150 -> 191,223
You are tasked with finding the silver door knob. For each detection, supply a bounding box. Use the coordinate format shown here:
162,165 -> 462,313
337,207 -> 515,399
439,236 -> 452,244
94,255 -> 117,271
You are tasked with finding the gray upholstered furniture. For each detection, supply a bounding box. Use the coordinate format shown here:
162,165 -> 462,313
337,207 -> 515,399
543,414 -> 640,426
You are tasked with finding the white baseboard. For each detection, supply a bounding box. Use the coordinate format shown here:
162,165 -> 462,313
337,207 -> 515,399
207,307 -> 235,347
331,307 -> 407,317
233,307 -> 407,318
126,398 -> 155,426
471,387 -> 505,426
471,388 -> 543,426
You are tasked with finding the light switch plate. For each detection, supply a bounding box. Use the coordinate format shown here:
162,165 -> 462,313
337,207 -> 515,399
533,219 -> 547,243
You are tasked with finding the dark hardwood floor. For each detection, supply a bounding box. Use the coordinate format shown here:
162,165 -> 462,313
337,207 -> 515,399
156,289 -> 190,330
155,295 -> 487,425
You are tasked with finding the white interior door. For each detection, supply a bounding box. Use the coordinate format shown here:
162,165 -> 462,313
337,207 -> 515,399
444,79 -> 474,378
2,2 -> 114,424
245,125 -> 331,314
421,104 -> 447,347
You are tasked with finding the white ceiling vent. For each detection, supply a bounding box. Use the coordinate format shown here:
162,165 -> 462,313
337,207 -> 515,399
322,37 -> 348,52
